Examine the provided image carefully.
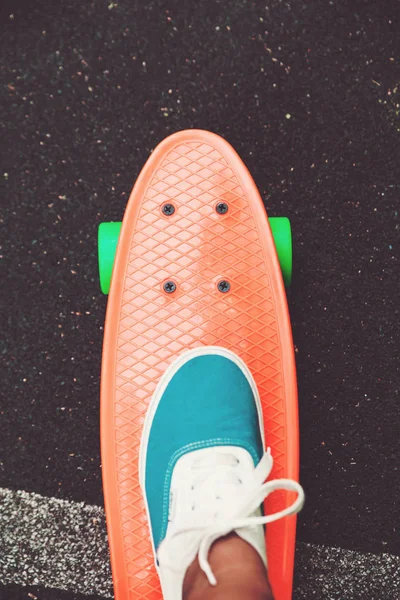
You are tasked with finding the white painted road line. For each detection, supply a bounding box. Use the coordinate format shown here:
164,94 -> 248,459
295,543 -> 399,599
0,487 -> 112,598
0,487 -> 399,599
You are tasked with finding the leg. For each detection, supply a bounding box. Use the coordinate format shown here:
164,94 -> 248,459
184,533 -> 274,600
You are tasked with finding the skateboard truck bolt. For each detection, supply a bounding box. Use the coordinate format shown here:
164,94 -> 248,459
162,203 -> 175,216
163,281 -> 177,293
216,202 -> 228,214
218,280 -> 230,293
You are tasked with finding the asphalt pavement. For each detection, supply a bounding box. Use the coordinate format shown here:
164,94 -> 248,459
1,1 -> 399,598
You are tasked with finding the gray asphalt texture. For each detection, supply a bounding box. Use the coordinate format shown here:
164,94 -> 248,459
1,0 -> 400,597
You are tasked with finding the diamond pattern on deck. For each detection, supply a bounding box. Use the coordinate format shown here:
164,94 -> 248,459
106,139 -> 293,598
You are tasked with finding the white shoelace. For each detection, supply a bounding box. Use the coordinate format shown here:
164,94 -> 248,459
161,448 -> 305,586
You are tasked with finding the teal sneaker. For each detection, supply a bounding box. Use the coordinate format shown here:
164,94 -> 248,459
139,346 -> 304,600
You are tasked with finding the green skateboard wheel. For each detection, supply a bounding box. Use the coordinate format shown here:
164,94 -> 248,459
269,217 -> 292,287
98,222 -> 122,294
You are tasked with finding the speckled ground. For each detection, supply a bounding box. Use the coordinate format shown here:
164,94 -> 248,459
1,488 -> 399,599
1,0 -> 399,598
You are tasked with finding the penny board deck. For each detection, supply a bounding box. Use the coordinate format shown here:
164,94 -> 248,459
101,129 -> 299,600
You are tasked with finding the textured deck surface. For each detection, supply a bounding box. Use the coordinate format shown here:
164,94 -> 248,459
101,132 -> 297,599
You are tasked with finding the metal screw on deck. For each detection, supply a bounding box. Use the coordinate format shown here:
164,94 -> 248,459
162,203 -> 175,216
218,280 -> 230,293
164,281 -> 177,293
216,202 -> 228,214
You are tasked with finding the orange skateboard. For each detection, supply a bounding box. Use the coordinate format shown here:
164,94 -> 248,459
99,130 -> 299,600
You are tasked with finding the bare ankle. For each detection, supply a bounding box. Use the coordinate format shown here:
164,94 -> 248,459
183,533 -> 274,600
